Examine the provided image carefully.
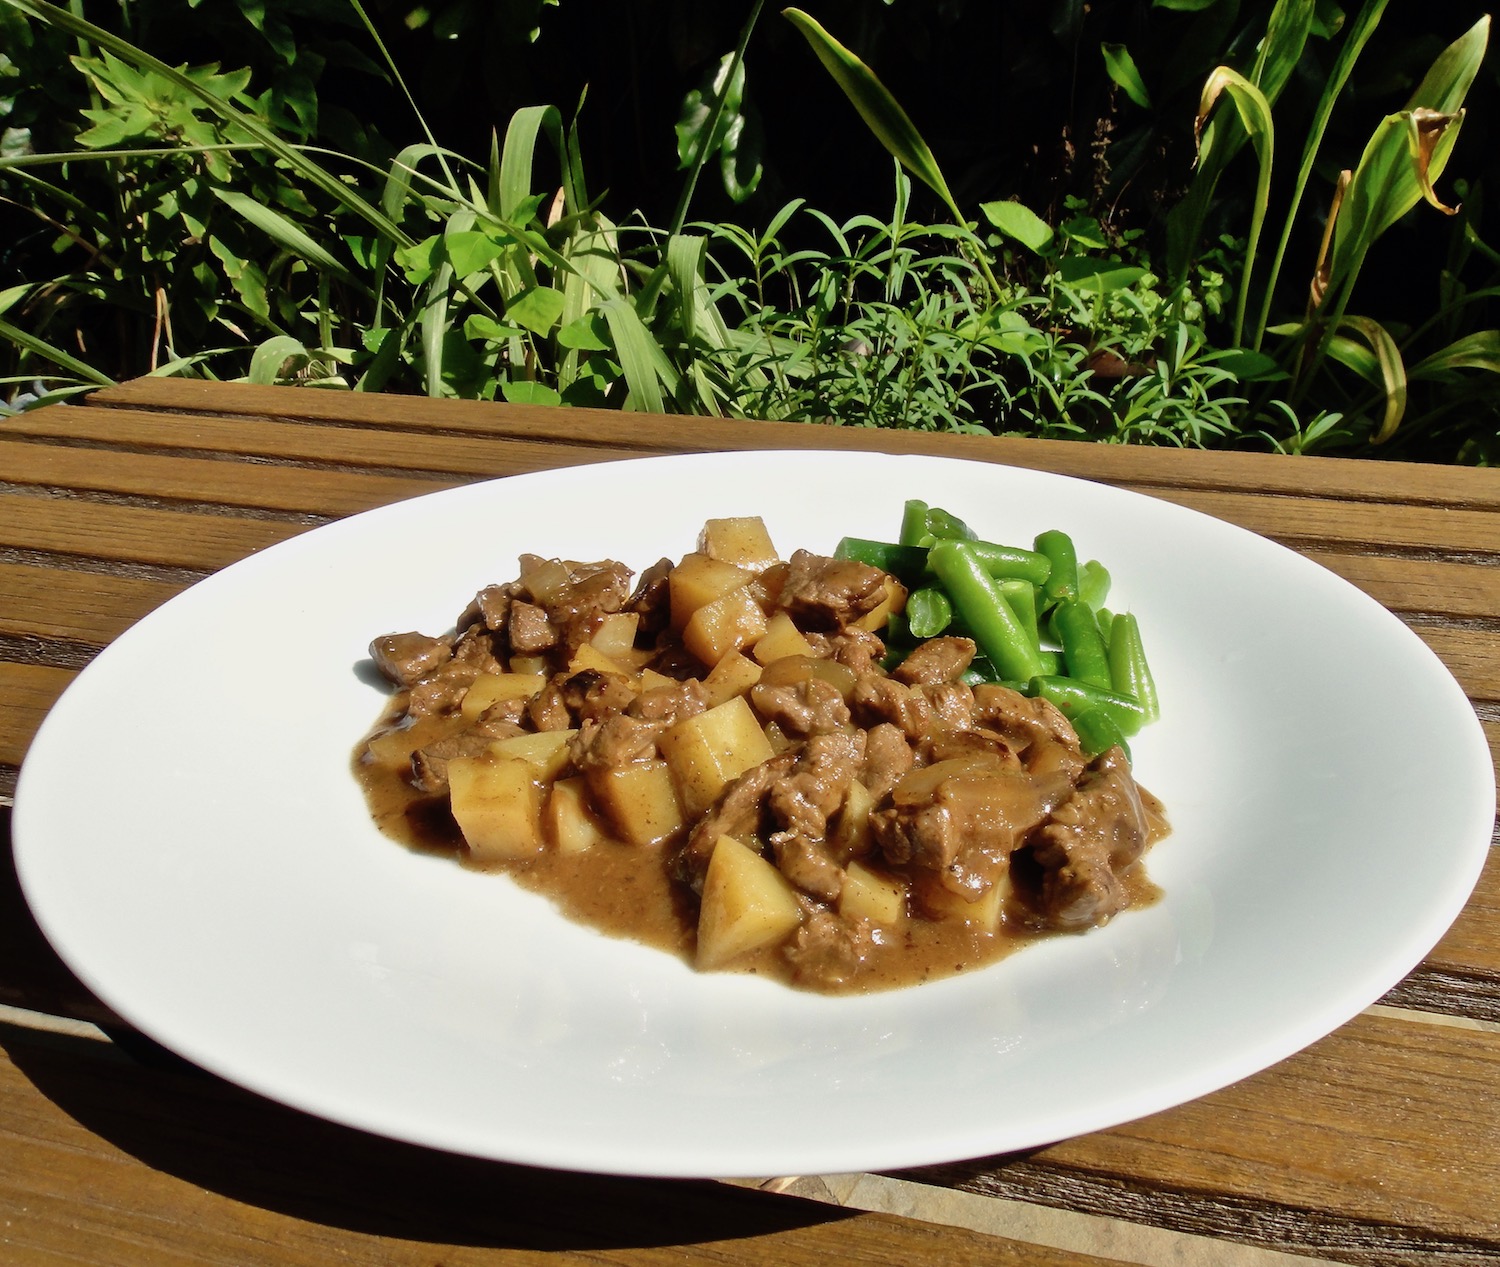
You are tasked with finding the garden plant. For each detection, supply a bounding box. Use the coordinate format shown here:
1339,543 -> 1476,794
1,0 -> 1497,463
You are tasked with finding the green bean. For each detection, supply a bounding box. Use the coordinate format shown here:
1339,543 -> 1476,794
1069,706 -> 1132,760
1107,612 -> 1160,723
1077,558 -> 1111,611
906,586 -> 954,638
1052,598 -> 1113,689
925,506 -> 977,542
997,579 -> 1041,655
833,536 -> 929,585
968,540 -> 1052,587
1027,674 -> 1149,736
899,499 -> 931,547
926,539 -> 1045,682
1034,529 -> 1079,608
1095,606 -> 1116,645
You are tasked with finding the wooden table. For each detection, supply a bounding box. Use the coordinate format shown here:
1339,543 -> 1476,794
2,378 -> 1497,1266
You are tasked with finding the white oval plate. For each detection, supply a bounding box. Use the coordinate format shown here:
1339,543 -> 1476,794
14,451 -> 1494,1179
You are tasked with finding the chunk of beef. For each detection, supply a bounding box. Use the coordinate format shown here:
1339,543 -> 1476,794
1010,747 -> 1156,931
454,583 -> 516,635
973,684 -> 1080,757
570,712 -> 665,771
860,722 -> 916,800
405,664 -> 479,718
556,668 -> 638,726
783,909 -> 874,990
750,676 -> 851,737
409,708 -> 525,793
804,626 -> 886,675
674,752 -> 797,890
892,636 -> 976,685
507,601 -> 557,655
527,680 -> 575,732
626,557 -> 675,640
540,560 -> 635,656
770,834 -> 844,901
871,756 -> 1074,899
921,681 -> 978,730
850,674 -> 933,740
768,731 -> 862,840
775,550 -> 889,630
627,678 -> 708,727
370,632 -> 452,689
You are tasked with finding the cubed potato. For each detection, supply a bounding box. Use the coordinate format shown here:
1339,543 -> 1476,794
545,775 -> 612,854
637,667 -> 676,693
698,516 -> 780,574
830,778 -> 876,859
589,611 -> 640,662
659,695 -> 776,816
460,671 -> 549,721
588,759 -> 683,846
669,552 -> 754,632
696,835 -> 805,970
447,755 -> 546,863
701,649 -> 763,707
488,727 -> 577,781
912,870 -> 1010,933
508,654 -> 550,676
839,859 -> 908,926
567,641 -> 634,678
682,585 -> 768,667
752,611 -> 816,664
852,574 -> 908,632
365,713 -> 465,768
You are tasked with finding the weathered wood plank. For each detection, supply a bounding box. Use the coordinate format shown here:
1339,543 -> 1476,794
1300,550 -> 1500,621
1141,486 -> 1500,557
0,492 -> 306,571
84,377 -> 1500,511
8,406 -> 651,480
0,563 -> 183,647
906,1012 -> 1500,1262
0,664 -> 77,768
0,441 -> 457,516
0,1027 -> 1106,1267
1426,846 -> 1500,979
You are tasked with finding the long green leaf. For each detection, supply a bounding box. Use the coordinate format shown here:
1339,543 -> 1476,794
1196,67 -> 1274,346
499,105 -> 569,221
1408,329 -> 1500,378
211,188 -> 350,278
0,314 -> 116,385
1253,0 -> 1388,348
782,8 -> 962,227
1334,315 -> 1407,442
1101,43 -> 1151,109
598,297 -> 669,413
247,335 -> 310,385
1324,17 -> 1487,320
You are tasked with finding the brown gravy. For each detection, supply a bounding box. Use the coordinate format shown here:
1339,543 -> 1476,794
354,700 -> 1163,996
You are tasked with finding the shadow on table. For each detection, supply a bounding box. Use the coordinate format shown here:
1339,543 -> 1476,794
3,1020 -> 853,1253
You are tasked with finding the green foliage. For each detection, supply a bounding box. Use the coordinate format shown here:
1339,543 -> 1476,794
0,0 -> 1496,463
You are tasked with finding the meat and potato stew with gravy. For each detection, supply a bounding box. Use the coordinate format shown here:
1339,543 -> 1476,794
354,513 -> 1169,994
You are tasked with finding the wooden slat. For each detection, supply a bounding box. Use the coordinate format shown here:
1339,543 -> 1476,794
0,563 -> 183,647
1142,485 -> 1500,556
0,1026 -> 1107,1267
0,664 -> 77,767
1301,550 -> 1500,620
8,406 -> 651,480
1427,849 -> 1500,979
85,377 -> 1500,511
0,440 -> 457,516
1410,626 -> 1500,702
909,1011 -> 1500,1257
0,492 -> 306,571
